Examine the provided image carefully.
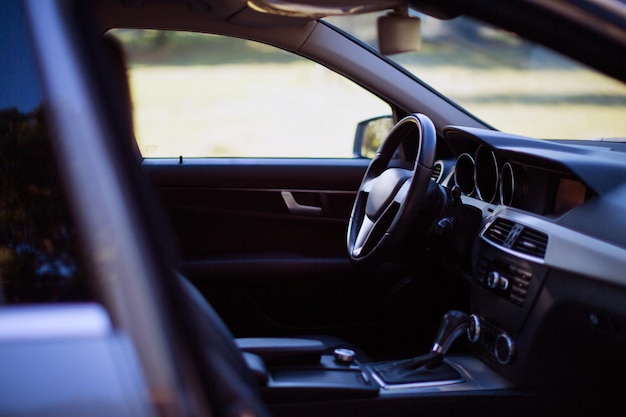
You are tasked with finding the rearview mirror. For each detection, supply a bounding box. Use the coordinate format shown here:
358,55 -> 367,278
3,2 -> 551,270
353,115 -> 394,158
377,11 -> 421,55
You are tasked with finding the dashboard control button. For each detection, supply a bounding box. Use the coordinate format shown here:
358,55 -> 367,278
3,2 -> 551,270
499,277 -> 510,290
487,271 -> 509,290
511,285 -> 527,296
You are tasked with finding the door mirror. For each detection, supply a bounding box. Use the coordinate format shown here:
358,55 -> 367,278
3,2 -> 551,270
353,115 -> 394,158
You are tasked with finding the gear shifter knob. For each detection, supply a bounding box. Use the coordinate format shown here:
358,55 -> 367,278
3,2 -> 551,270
431,310 -> 469,355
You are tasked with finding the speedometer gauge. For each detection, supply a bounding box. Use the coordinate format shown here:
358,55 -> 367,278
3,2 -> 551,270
475,146 -> 499,203
499,162 -> 515,206
454,153 -> 476,196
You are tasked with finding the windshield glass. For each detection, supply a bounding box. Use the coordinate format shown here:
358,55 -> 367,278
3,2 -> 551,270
327,14 -> 626,140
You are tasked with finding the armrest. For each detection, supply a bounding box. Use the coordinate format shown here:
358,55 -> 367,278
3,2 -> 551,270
236,338 -> 327,364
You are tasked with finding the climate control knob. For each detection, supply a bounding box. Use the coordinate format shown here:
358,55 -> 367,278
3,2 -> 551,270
467,314 -> 482,343
495,333 -> 515,365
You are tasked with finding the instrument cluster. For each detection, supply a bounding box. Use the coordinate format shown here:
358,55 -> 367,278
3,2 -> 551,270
453,145 -> 523,207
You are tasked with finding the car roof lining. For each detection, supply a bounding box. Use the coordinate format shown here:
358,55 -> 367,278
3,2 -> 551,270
95,0 -> 314,29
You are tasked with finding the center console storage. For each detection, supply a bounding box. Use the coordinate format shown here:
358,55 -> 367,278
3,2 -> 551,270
236,337 -> 379,402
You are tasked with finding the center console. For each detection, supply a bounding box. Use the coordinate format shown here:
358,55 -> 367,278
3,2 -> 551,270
237,310 -> 512,404
469,217 -> 549,383
235,215 -> 558,404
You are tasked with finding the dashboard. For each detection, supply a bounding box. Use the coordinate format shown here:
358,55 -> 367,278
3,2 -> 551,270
438,126 -> 626,390
444,126 -> 598,217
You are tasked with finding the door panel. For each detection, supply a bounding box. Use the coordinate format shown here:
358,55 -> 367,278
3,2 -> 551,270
157,188 -> 356,257
144,158 -> 366,257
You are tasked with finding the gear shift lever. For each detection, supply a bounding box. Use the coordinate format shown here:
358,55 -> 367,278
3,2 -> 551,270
431,310 -> 470,355
373,310 -> 469,384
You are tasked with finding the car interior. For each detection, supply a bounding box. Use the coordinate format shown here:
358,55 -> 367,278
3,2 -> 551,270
92,0 -> 626,414
3,0 -> 625,416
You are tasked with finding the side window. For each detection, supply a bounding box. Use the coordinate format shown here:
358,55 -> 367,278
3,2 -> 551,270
0,1 -> 91,304
111,30 -> 391,158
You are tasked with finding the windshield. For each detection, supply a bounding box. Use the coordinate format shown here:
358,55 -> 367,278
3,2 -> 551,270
327,14 -> 626,140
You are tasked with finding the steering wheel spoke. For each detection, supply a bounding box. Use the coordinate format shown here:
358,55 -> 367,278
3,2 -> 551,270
352,215 -> 375,257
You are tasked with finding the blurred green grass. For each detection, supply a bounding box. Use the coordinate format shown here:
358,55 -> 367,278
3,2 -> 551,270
128,62 -> 390,158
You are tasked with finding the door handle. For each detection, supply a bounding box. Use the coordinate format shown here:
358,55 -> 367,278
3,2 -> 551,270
281,191 -> 323,216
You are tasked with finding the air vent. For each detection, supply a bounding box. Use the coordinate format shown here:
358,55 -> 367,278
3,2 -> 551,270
483,218 -> 515,246
513,228 -> 548,258
431,161 -> 443,182
483,218 -> 548,259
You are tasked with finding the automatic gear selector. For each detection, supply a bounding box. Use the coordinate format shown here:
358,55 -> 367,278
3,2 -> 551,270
432,310 -> 471,355
372,310 -> 469,386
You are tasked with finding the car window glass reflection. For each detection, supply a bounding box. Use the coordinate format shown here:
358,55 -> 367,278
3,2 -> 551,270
0,2 -> 92,304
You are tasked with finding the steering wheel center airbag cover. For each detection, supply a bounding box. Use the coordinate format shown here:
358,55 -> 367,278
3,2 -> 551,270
365,168 -> 412,219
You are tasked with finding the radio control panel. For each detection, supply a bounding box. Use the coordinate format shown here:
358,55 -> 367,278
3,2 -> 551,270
475,253 -> 534,307
470,241 -> 549,363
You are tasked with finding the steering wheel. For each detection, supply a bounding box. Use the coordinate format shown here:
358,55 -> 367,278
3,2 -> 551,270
347,113 -> 437,267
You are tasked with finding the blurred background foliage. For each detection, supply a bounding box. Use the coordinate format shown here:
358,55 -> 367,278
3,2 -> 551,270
0,109 -> 90,303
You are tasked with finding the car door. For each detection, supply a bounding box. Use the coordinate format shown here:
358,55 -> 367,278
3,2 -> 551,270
114,29 -> 456,357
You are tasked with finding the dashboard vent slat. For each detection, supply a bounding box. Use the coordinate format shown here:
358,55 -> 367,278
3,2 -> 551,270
483,218 -> 548,259
513,228 -> 548,258
483,218 -> 515,245
431,161 -> 443,182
